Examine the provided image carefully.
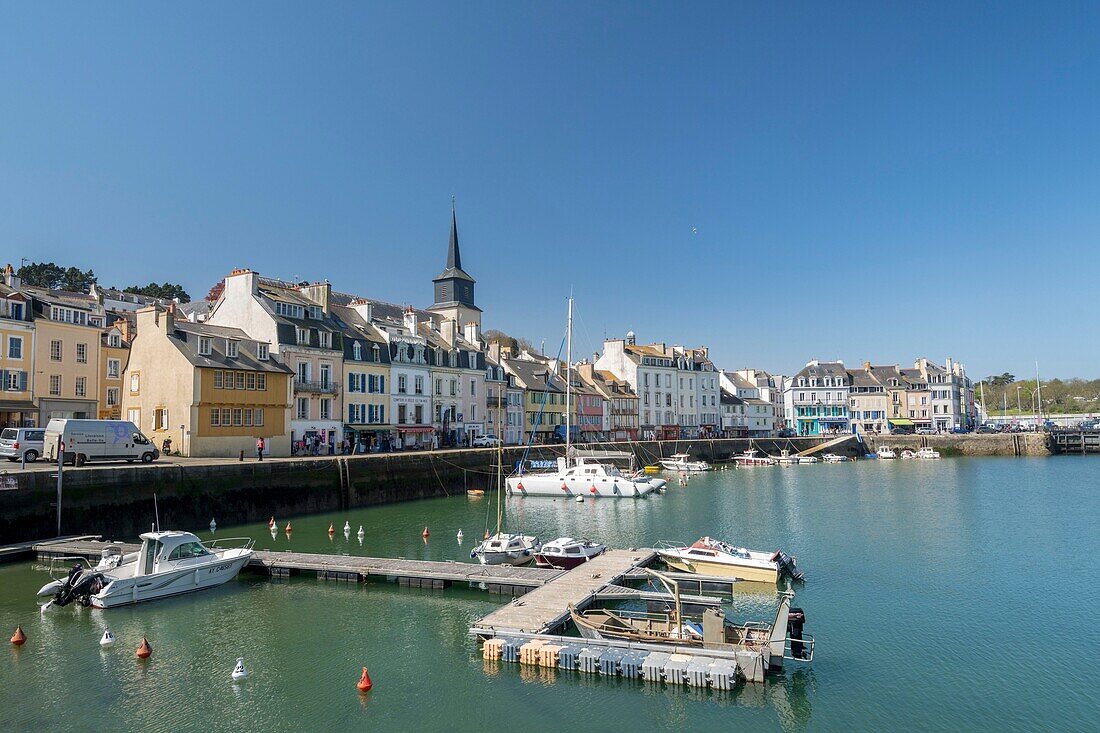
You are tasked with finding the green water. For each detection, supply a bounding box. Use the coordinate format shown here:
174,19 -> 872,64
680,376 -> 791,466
1,457 -> 1097,732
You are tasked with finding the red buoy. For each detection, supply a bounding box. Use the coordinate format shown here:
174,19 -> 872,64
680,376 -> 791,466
560,482 -> 568,492
10,626 -> 26,646
516,482 -> 525,493
136,636 -> 152,659
590,485 -> 597,494
285,522 -> 293,533
421,526 -> 430,538
268,516 -> 275,528
357,666 -> 373,692
328,523 -> 335,535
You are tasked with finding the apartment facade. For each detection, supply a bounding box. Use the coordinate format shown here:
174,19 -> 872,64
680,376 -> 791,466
25,285 -> 105,424
332,302 -> 391,452
0,269 -> 35,428
721,371 -> 775,436
784,360 -> 850,436
97,318 -> 131,420
576,363 -> 639,442
847,366 -> 889,434
123,306 -> 293,457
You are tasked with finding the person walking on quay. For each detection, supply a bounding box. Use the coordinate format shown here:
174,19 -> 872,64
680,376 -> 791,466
256,436 -> 265,462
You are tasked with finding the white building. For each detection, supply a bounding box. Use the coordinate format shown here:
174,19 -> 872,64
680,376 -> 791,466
382,308 -> 432,448
721,371 -> 775,437
783,360 -> 850,436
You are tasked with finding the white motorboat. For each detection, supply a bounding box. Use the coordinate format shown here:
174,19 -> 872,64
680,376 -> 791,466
733,449 -> 777,467
659,453 -> 710,472
657,536 -> 804,584
915,446 -> 941,459
471,531 -> 541,566
38,531 -> 253,609
821,453 -> 846,463
775,450 -> 799,467
534,537 -> 606,569
900,449 -> 916,459
798,455 -> 818,464
876,446 -> 897,460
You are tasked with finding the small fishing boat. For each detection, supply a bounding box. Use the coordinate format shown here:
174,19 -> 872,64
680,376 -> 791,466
915,446 -> 941,459
733,449 -> 776,467
38,531 -> 254,609
876,446 -> 897,460
821,453 -> 846,463
534,537 -> 606,569
659,453 -> 710,472
656,536 -> 804,584
466,489 -> 485,497
798,455 -> 818,464
900,449 -> 915,459
775,450 -> 799,467
569,570 -> 814,665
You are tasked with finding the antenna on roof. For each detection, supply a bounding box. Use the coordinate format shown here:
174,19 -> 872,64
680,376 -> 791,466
153,493 -> 160,533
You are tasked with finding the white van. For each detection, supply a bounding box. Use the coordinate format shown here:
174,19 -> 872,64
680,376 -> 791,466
43,419 -> 160,466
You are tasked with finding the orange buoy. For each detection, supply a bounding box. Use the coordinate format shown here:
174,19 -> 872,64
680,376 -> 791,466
136,636 -> 152,659
560,482 -> 568,492
590,485 -> 597,494
10,626 -> 26,646
484,530 -> 490,540
516,482 -> 525,493
421,526 -> 430,538
356,666 -> 373,692
285,522 -> 292,533
268,516 -> 275,528
328,523 -> 335,535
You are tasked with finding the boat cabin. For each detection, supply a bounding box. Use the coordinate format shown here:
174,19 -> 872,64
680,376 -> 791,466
136,531 -> 212,577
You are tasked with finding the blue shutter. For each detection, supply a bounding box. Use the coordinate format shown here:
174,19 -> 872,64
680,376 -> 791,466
379,404 -> 384,423
18,371 -> 27,392
379,375 -> 385,393
0,369 -> 7,390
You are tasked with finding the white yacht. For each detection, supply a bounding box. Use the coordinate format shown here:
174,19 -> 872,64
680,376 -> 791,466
876,446 -> 897,460
657,536 -> 804,584
915,446 -> 941,459
775,450 -> 800,467
507,456 -> 661,497
470,532 -> 541,566
733,449 -> 777,467
659,453 -> 710,472
38,531 -> 253,609
534,537 -> 606,569
821,453 -> 846,463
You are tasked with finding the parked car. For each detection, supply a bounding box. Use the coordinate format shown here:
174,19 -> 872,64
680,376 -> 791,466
916,427 -> 936,435
471,434 -> 502,448
950,426 -> 969,434
0,427 -> 45,463
976,425 -> 999,434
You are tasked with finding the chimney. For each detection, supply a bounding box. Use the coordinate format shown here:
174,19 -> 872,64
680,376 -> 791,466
3,263 -> 18,288
224,268 -> 258,299
351,299 -> 373,324
863,360 -> 871,370
136,305 -> 173,338
463,321 -> 480,347
299,281 -> 332,314
488,341 -> 502,363
441,318 -> 457,346
403,306 -> 417,333
626,331 -> 636,345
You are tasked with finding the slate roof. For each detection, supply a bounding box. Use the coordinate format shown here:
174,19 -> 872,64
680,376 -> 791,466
503,357 -> 566,393
794,361 -> 847,380
169,321 -> 291,373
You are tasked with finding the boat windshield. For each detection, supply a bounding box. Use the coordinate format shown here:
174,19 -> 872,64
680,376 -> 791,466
167,542 -> 212,561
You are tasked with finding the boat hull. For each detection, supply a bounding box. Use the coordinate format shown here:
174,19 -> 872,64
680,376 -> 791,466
476,551 -> 533,566
534,552 -> 603,570
660,555 -> 778,584
507,475 -> 654,497
91,551 -> 252,608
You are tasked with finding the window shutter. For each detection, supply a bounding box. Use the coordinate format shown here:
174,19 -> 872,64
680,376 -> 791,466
18,371 -> 27,391
0,369 -> 7,390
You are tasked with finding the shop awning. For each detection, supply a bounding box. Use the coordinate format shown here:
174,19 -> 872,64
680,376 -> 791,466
345,425 -> 392,432
0,400 -> 36,411
888,418 -> 914,426
397,426 -> 434,433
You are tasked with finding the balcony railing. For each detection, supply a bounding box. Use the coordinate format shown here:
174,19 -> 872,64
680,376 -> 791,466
294,379 -> 340,395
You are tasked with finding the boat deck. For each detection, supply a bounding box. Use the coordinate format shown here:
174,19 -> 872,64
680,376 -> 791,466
31,539 -> 562,590
473,549 -> 657,634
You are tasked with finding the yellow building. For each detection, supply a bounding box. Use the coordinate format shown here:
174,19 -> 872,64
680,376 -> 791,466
98,317 -> 132,420
123,306 -> 293,457
503,354 -> 571,443
331,301 -> 391,451
22,284 -> 105,424
1,268 -> 36,428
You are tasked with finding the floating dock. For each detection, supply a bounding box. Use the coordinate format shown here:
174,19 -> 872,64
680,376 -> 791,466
31,538 -> 561,593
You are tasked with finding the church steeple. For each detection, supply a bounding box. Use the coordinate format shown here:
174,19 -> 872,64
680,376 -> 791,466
430,201 -> 481,327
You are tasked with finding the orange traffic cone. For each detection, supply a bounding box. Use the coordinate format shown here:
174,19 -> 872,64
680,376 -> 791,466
10,626 -> 26,646
136,636 -> 152,659
357,666 -> 373,692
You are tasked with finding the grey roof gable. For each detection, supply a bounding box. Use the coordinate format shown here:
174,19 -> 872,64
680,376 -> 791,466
170,322 -> 291,373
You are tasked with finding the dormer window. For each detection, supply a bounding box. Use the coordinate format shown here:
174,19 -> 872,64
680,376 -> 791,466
296,328 -> 308,345
257,343 -> 269,361
225,340 -> 239,358
108,333 -> 121,348
198,337 -> 212,356
353,342 -> 362,361
371,344 -> 380,362
319,331 -> 332,349
309,305 -> 322,320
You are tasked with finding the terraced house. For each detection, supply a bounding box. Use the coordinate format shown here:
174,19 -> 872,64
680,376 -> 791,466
0,266 -> 34,428
784,360 -> 850,436
207,270 -> 345,453
575,363 -> 639,442
123,305 -> 293,456
97,316 -> 131,420
331,300 -> 391,452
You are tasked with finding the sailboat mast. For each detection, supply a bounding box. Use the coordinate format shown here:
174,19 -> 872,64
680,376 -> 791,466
1035,361 -> 1043,423
496,373 -> 504,535
566,296 -> 573,460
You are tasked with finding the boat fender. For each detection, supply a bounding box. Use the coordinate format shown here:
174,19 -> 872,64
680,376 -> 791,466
10,626 -> 26,646
136,636 -> 152,659
357,666 -> 373,692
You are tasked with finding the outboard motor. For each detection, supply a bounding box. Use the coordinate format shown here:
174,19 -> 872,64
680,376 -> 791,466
776,552 -> 806,583
51,564 -> 105,607
787,607 -> 807,660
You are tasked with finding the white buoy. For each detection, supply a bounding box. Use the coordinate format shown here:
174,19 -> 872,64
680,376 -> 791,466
99,628 -> 115,647
269,527 -> 277,540
209,518 -> 217,533
232,657 -> 249,680
575,495 -> 585,503
457,529 -> 464,543
357,525 -> 364,539
344,521 -> 351,533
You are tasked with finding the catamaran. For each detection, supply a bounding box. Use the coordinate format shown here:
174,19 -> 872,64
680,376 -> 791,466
504,297 -> 660,498
38,531 -> 254,609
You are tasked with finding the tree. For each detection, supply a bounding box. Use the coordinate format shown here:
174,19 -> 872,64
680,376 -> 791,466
17,261 -> 97,292
483,329 -> 538,356
205,281 -> 225,302
125,282 -> 191,303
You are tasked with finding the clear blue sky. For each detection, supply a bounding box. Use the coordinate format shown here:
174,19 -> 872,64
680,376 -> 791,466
3,3 -> 1098,379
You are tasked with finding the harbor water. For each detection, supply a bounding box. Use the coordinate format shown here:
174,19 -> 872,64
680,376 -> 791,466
1,457 -> 1097,732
